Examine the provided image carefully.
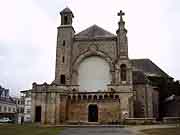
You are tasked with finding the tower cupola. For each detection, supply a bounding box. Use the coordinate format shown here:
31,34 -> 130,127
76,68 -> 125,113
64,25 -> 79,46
60,7 -> 74,25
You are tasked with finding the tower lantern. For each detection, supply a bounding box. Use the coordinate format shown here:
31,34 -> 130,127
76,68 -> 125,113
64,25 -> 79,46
60,7 -> 74,25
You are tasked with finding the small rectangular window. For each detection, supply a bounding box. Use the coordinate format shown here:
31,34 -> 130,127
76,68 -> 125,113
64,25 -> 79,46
4,106 -> 7,112
20,107 -> 24,113
62,56 -> 65,63
27,100 -> 31,105
8,107 -> 11,112
63,40 -> 65,46
27,109 -> 31,114
60,75 -> 66,84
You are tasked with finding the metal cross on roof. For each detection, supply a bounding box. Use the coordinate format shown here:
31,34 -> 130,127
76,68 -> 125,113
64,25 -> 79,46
118,10 -> 125,21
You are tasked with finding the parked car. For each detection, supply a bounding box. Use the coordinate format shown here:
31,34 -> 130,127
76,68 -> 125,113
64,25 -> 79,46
0,117 -> 12,123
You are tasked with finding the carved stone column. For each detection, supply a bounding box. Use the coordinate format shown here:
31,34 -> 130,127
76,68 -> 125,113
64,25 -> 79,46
55,93 -> 60,124
50,93 -> 56,124
31,92 -> 36,122
120,97 -> 129,119
111,71 -> 115,84
115,69 -> 119,84
41,92 -> 47,124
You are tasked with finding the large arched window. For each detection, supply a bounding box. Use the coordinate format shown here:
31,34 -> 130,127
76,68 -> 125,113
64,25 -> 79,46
120,64 -> 127,81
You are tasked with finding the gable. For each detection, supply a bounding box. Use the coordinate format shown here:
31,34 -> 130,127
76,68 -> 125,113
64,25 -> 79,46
75,24 -> 116,40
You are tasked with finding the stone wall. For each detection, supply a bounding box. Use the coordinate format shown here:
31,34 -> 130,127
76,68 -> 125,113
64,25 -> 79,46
31,84 -> 134,124
164,96 -> 180,117
152,89 -> 159,118
67,99 -> 121,123
133,84 -> 155,118
72,40 -> 117,64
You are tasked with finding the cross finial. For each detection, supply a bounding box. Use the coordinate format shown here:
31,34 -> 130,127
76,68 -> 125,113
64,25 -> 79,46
118,10 -> 125,22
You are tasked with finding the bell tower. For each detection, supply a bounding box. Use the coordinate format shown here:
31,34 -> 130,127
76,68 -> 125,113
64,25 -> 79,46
54,7 -> 75,85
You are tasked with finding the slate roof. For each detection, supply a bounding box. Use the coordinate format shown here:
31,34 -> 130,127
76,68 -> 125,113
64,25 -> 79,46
75,25 -> 116,39
131,59 -> 171,78
0,97 -> 16,104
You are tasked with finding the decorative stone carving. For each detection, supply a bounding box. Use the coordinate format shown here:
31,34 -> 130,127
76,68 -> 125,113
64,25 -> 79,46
88,44 -> 98,53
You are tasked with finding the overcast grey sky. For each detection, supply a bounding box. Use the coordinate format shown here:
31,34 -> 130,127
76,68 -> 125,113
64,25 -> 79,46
0,0 -> 179,96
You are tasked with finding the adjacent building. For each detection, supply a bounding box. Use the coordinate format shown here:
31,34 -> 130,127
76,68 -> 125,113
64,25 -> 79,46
164,95 -> 180,117
0,86 -> 16,121
14,96 -> 25,124
21,90 -> 32,122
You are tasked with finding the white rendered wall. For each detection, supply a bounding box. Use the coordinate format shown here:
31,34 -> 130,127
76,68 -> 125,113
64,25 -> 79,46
78,56 -> 111,92
24,97 -> 32,122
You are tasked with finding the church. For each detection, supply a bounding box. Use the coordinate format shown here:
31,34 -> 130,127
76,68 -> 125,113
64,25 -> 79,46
31,7 -> 171,124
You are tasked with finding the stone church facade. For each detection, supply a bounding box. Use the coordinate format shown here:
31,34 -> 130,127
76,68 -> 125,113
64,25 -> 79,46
31,8 -> 170,124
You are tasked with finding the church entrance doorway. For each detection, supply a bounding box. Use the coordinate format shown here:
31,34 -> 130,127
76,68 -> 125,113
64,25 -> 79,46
35,106 -> 41,122
88,104 -> 98,122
